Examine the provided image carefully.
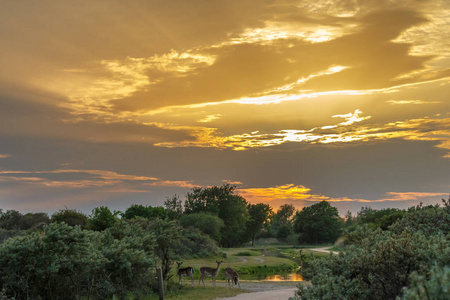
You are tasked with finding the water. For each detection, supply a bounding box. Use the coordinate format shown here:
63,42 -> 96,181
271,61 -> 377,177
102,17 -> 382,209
239,272 -> 303,282
264,273 -> 303,281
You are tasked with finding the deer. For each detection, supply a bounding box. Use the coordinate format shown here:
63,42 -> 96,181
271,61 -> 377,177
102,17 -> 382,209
199,260 -> 223,287
176,261 -> 194,287
224,267 -> 241,290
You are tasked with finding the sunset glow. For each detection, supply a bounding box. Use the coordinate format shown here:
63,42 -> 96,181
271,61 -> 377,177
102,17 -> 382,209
0,0 -> 448,214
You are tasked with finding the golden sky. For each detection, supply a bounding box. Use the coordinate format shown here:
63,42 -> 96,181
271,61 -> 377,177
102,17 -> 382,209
0,0 -> 449,214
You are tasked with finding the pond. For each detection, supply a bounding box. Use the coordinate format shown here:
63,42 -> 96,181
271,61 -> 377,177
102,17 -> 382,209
264,273 -> 303,281
239,272 -> 303,282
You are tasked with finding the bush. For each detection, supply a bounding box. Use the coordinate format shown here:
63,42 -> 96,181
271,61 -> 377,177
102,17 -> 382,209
179,213 -> 224,242
51,208 -> 89,228
291,201 -> 450,300
175,227 -> 219,258
400,266 -> 450,300
0,222 -> 158,299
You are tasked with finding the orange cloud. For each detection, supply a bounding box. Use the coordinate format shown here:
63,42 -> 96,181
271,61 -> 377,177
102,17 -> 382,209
236,184 -> 448,211
0,169 -> 196,190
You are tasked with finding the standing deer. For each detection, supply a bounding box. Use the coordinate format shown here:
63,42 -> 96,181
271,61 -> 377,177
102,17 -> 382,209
224,267 -> 241,290
176,261 -> 194,287
199,260 -> 223,287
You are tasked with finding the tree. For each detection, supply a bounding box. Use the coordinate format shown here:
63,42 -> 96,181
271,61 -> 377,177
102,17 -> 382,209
51,208 -> 89,228
0,210 -> 22,230
291,199 -> 450,300
147,219 -> 181,281
273,204 -> 296,240
164,194 -> 183,220
20,212 -> 50,230
293,201 -> 343,244
274,204 -> 295,227
179,213 -> 224,242
246,203 -> 273,246
184,184 -> 249,247
123,204 -> 168,220
88,206 -> 118,231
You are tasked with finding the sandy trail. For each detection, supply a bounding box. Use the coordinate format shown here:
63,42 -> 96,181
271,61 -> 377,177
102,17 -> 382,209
309,246 -> 338,255
215,287 -> 297,300
214,281 -> 300,300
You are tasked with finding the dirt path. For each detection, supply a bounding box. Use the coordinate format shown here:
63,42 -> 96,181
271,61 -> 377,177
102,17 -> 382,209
215,281 -> 300,300
309,246 -> 338,255
215,287 -> 297,300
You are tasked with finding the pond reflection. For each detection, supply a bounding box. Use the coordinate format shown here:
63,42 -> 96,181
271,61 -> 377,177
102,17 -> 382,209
264,273 -> 303,281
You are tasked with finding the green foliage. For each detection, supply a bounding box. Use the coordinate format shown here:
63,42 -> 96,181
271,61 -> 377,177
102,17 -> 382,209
246,203 -> 273,246
147,218 -> 182,281
357,206 -> 406,230
0,222 -> 103,299
98,221 -> 156,297
51,208 -> 89,228
276,224 -> 292,241
175,227 -> 219,258
293,201 -> 343,244
164,194 -> 183,220
88,206 -> 118,231
20,212 -> 50,230
389,201 -> 450,236
0,221 -> 158,299
179,213 -> 224,242
0,210 -> 22,230
184,184 -> 249,247
400,266 -> 450,300
123,204 -> 168,220
274,204 -> 296,227
292,200 -> 450,300
0,210 -> 50,232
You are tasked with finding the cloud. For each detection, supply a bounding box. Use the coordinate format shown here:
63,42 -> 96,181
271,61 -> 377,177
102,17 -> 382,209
152,111 -> 450,156
387,100 -> 441,105
0,169 -> 194,190
197,114 -> 223,123
237,183 -> 448,212
0,154 -> 10,159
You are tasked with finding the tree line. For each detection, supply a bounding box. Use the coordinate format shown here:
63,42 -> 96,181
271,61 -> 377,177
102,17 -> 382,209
1,184 -> 446,299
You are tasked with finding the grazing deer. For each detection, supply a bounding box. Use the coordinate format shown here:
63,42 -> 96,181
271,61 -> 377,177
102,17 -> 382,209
199,260 -> 223,287
176,261 -> 194,287
224,267 -> 241,290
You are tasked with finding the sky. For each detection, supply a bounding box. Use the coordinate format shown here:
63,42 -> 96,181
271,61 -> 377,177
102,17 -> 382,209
0,0 -> 449,216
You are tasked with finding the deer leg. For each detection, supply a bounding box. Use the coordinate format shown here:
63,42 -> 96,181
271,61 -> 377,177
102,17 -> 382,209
237,279 -> 241,291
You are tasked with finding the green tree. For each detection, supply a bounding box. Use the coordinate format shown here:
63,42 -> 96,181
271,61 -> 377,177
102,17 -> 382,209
164,194 -> 183,220
293,201 -> 343,244
184,184 -> 249,247
0,221 -> 158,299
0,222 -> 103,299
274,204 -> 296,227
175,227 -> 219,258
246,203 -> 273,246
147,219 -> 181,281
400,266 -> 450,300
123,204 -> 168,220
0,210 -> 22,230
20,212 -> 50,230
179,212 -> 224,242
291,199 -> 450,300
88,206 -> 118,231
357,206 -> 406,230
273,204 -> 296,240
51,208 -> 89,228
